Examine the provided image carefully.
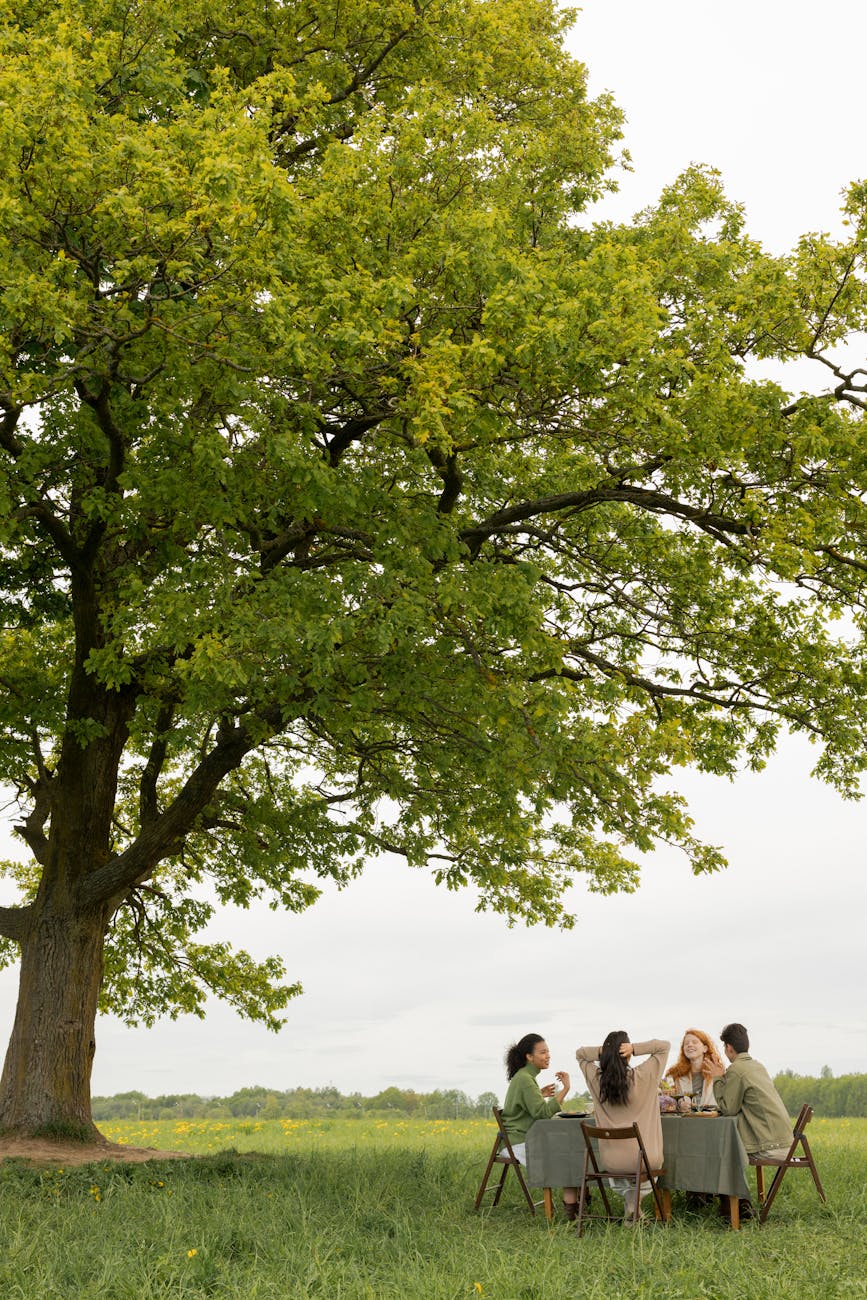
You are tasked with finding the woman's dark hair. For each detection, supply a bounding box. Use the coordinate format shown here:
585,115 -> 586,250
505,1033 -> 545,1080
720,1023 -> 749,1055
598,1030 -> 632,1107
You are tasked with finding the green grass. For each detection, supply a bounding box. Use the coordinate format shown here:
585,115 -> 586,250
0,1118 -> 864,1298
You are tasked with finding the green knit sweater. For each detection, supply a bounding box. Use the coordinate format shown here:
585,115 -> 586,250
502,1063 -> 561,1145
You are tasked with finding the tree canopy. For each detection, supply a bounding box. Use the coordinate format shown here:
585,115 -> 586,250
1,0 -> 867,1128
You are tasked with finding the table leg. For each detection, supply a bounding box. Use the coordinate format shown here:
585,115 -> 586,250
543,1187 -> 554,1222
728,1195 -> 740,1231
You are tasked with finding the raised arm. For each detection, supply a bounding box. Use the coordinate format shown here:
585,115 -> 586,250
631,1039 -> 671,1083
712,1065 -> 746,1116
575,1044 -> 602,1096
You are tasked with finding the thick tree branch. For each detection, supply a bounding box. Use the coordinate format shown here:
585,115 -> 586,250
75,381 -> 126,492
807,351 -> 867,410
78,704 -> 288,906
0,404 -> 23,456
814,544 -> 867,575
0,904 -> 33,943
139,703 -> 176,830
11,503 -> 79,569
460,485 -> 755,556
325,412 -> 389,466
427,446 -> 464,513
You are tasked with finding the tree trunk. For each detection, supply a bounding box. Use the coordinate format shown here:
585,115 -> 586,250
0,902 -> 109,1137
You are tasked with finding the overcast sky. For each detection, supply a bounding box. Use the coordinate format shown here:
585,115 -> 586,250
1,1 -> 866,1103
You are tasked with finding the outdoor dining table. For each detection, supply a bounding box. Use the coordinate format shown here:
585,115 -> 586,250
525,1113 -> 751,1229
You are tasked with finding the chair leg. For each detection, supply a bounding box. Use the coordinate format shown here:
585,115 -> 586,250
473,1144 -> 500,1210
576,1179 -> 595,1238
577,1170 -> 614,1238
576,1183 -> 587,1238
800,1136 -> 827,1202
647,1176 -> 670,1222
491,1163 -> 509,1207
513,1163 -> 538,1214
652,1187 -> 671,1222
755,1164 -> 765,1205
759,1167 -> 786,1224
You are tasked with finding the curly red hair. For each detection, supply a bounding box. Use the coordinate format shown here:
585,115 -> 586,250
666,1028 -> 723,1081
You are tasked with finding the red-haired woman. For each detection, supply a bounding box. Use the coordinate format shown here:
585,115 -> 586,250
665,1029 -> 724,1111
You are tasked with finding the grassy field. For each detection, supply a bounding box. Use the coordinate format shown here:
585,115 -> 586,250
0,1116 -> 863,1298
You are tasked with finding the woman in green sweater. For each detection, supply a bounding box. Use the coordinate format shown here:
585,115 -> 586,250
502,1033 -> 578,1218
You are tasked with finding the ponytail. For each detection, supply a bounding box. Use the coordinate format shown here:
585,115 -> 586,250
505,1033 -> 544,1080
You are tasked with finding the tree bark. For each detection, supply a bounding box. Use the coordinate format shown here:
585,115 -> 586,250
0,901 -> 110,1137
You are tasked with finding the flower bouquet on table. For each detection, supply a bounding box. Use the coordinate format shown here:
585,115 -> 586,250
658,1078 -> 677,1113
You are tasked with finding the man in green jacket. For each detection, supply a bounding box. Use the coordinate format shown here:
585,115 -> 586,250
707,1023 -> 792,1158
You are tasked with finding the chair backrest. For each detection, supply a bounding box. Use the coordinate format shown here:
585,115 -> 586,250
581,1122 -> 641,1142
580,1120 -> 652,1162
792,1104 -> 813,1140
491,1106 -> 519,1157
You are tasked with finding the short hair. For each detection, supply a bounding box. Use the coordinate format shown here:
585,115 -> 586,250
720,1023 -> 749,1054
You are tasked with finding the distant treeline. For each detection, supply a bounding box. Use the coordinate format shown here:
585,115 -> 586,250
91,1085 -> 514,1121
92,1071 -> 867,1121
774,1069 -> 867,1118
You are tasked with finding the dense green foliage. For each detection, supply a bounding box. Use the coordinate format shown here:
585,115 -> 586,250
2,0 -> 867,1128
0,1118 -> 863,1298
774,1071 -> 867,1119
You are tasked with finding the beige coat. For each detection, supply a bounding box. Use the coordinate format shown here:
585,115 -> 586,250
669,1071 -> 716,1109
576,1039 -> 670,1173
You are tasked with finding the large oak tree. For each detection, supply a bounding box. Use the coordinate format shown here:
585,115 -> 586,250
1,0 -> 866,1135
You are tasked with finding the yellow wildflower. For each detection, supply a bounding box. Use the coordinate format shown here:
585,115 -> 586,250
187,1249 -> 198,1258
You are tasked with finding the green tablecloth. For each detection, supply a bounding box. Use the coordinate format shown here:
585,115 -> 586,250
525,1115 -> 750,1198
525,1117 -> 591,1189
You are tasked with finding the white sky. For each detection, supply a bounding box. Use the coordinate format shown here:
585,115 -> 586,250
1,0 -> 866,1101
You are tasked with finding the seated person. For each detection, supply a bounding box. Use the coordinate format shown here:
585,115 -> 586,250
707,1022 -> 792,1157
706,1022 -> 793,1220
664,1028 -> 724,1111
502,1032 -> 578,1218
576,1033 -> 669,1223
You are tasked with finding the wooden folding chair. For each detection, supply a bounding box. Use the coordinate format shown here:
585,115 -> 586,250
576,1121 -> 671,1237
473,1106 -> 545,1214
749,1103 -> 826,1224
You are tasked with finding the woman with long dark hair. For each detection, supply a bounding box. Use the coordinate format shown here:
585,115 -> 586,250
575,1031 -> 669,1223
502,1032 -> 578,1217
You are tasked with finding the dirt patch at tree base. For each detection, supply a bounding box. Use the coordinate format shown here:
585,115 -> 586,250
0,1136 -> 191,1167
